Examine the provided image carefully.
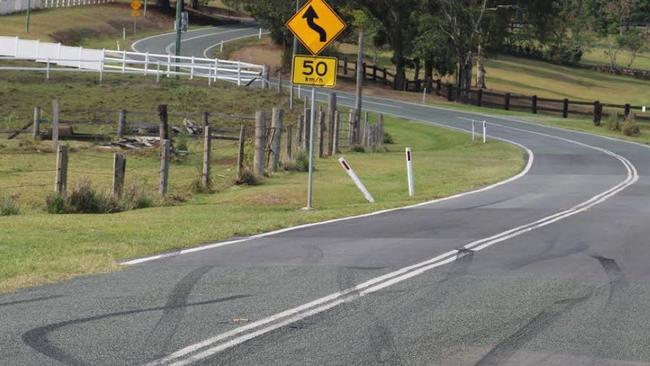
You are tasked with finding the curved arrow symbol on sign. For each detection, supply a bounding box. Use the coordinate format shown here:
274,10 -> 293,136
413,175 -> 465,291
303,6 -> 327,42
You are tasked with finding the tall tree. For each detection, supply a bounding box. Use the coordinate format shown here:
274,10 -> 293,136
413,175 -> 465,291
436,0 -> 489,98
345,0 -> 420,90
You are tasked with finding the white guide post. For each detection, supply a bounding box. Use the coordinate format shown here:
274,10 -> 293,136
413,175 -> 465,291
338,157 -> 375,203
471,120 -> 476,142
406,147 -> 415,197
482,120 -> 487,144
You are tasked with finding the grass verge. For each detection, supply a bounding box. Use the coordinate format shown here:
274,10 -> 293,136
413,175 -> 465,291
0,116 -> 525,293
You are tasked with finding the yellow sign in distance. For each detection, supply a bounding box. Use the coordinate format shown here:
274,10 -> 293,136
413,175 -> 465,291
130,0 -> 142,10
286,0 -> 347,56
292,55 -> 338,88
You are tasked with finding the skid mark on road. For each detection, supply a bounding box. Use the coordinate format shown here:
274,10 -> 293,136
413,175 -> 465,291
22,293 -> 250,366
0,295 -> 64,308
506,241 -> 589,271
145,266 -> 214,359
473,292 -> 593,366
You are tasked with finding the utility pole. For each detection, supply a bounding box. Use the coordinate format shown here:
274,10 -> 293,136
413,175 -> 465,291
289,0 -> 300,110
174,0 -> 183,74
354,29 -> 364,144
25,0 -> 31,33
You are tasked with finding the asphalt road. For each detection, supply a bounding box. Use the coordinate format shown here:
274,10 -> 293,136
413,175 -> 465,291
3,26 -> 650,366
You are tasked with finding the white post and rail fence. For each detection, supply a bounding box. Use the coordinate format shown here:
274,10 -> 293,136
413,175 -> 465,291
0,36 -> 268,87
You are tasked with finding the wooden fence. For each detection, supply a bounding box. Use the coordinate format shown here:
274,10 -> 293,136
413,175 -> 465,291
2,96 -> 386,200
337,57 -> 650,124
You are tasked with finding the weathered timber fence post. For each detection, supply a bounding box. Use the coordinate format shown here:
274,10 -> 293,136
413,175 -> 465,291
318,109 -> 325,158
504,93 -> 511,111
32,106 -> 41,139
202,126 -> 211,189
532,95 -> 538,114
333,110 -> 341,154
327,93 -> 337,156
254,111 -> 267,177
285,125 -> 293,160
302,109 -> 311,150
52,99 -> 60,147
378,114 -> 385,148
348,110 -> 355,146
624,104 -> 631,118
446,84 -> 453,101
202,111 -> 209,127
237,124 -> 246,179
117,109 -> 127,139
158,104 -> 169,143
477,89 -> 483,107
55,144 -> 68,195
594,101 -> 602,126
160,139 -> 170,196
297,115 -> 304,148
269,108 -> 284,172
112,153 -> 126,198
562,98 -> 569,118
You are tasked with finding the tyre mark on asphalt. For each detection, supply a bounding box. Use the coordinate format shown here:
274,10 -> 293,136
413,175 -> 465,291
145,266 -> 214,359
473,292 -> 593,366
0,295 -> 63,308
22,294 -> 250,366
590,255 -> 630,364
506,241 -> 589,271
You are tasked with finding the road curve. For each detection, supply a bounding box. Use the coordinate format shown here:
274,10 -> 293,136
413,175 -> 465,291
2,26 -> 650,366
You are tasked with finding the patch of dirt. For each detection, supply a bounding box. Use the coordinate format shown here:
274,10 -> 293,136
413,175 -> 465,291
242,193 -> 292,206
230,40 -> 284,73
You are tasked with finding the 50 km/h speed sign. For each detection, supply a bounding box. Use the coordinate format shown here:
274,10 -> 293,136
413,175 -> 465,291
292,55 -> 338,88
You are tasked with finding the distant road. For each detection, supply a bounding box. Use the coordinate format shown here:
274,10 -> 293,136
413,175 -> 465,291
2,26 -> 650,366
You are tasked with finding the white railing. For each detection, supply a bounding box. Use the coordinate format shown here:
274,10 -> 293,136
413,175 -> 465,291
0,36 -> 269,87
0,0 -> 115,15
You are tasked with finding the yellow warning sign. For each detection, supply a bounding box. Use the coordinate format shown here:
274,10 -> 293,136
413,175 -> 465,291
286,0 -> 347,56
292,55 -> 338,88
130,0 -> 142,10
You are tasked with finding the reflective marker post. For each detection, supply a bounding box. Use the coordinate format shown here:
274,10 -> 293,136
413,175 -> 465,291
339,157 -> 374,203
406,147 -> 415,197
306,87 -> 317,209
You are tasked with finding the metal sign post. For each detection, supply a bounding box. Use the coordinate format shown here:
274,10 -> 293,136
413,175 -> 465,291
306,87 -> 317,209
287,0 -> 347,210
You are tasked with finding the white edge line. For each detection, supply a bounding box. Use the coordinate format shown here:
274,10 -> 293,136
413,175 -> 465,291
142,87 -> 640,366
164,28 -> 257,55
121,138 -> 533,266
150,142 -> 636,365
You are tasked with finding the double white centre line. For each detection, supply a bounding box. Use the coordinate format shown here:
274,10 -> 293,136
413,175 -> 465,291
144,123 -> 638,365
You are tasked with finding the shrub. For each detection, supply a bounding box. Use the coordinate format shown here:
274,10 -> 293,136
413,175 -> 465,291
0,194 -> 20,216
383,132 -> 395,144
622,115 -> 641,137
46,180 -> 154,214
293,149 -> 310,172
606,112 -> 621,131
236,168 -> 260,185
351,145 -> 366,153
190,172 -> 214,194
121,184 -> 154,210
46,193 -> 66,214
176,131 -> 189,152
66,180 -> 104,213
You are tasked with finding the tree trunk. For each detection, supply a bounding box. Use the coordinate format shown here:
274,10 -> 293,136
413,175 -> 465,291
476,44 -> 486,89
191,0 -> 198,8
